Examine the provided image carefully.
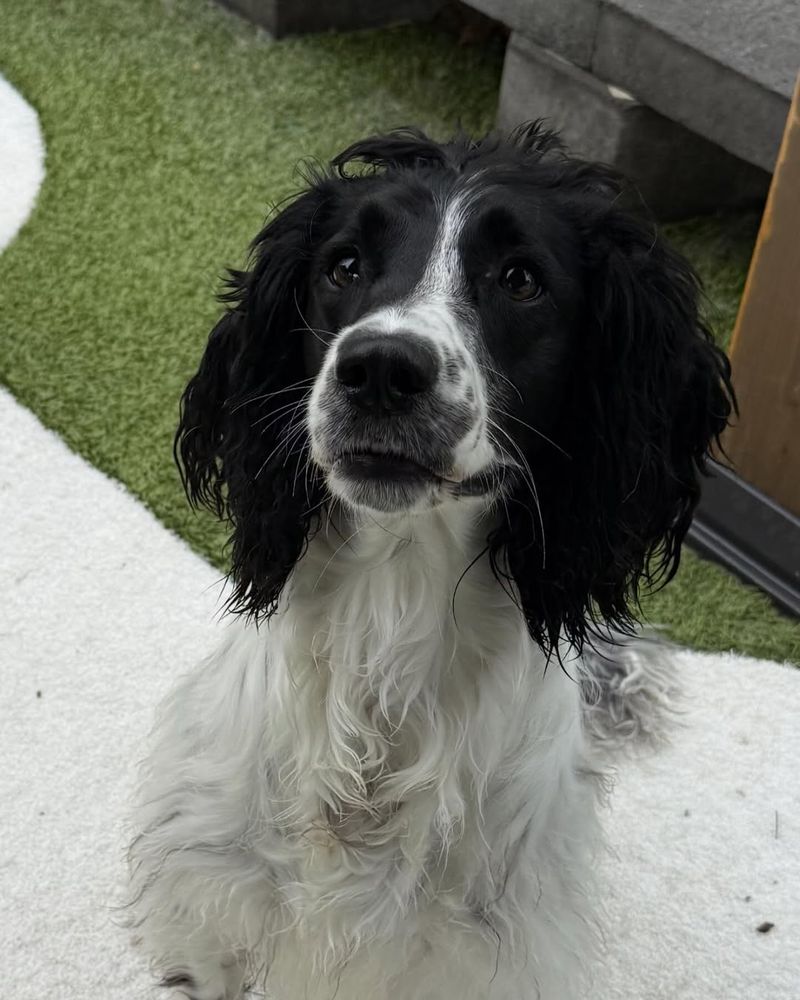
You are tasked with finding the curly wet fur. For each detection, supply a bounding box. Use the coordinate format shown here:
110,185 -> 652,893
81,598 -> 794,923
130,513 -> 606,999
130,124 -> 733,999
176,123 -> 733,654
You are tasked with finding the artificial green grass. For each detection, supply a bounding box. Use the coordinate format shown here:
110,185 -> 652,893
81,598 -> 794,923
667,211 -> 761,352
0,0 -> 797,663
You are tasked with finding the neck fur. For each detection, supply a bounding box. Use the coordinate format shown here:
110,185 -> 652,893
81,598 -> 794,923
270,504 -> 541,832
254,503 -> 584,952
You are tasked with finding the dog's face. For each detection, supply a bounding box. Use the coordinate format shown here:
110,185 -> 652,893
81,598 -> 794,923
304,167 -> 582,514
177,126 -> 734,651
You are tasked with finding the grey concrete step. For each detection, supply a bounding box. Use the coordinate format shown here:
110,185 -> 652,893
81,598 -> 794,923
466,0 -> 796,171
220,0 -> 443,37
498,34 -> 769,218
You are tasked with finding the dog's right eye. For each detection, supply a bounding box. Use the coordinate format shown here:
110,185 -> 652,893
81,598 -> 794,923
328,255 -> 360,288
499,262 -> 543,302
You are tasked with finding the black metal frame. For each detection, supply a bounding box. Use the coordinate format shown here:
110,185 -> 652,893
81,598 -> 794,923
689,461 -> 800,618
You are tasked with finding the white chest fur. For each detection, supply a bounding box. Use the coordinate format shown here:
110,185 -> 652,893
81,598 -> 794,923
131,507 -> 603,999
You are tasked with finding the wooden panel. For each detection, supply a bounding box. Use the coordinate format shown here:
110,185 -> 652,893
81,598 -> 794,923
724,74 -> 800,517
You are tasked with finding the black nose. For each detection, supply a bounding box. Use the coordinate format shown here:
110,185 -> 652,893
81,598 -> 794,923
335,329 -> 439,414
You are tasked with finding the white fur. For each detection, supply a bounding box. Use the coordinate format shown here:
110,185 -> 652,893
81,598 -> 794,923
129,503 -> 607,999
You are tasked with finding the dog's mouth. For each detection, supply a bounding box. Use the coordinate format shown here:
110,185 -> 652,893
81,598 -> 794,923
323,447 -> 452,513
333,449 -> 443,485
324,446 -> 508,513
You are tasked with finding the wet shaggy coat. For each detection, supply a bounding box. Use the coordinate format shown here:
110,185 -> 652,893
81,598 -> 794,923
128,124 -> 733,1000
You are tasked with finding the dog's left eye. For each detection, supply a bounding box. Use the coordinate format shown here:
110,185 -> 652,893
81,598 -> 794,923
499,264 -> 543,302
328,255 -> 360,288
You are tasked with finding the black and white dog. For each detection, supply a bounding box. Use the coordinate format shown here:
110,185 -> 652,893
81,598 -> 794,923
129,125 -> 733,1000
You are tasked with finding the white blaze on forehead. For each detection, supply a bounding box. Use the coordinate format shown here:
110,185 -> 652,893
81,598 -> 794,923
384,187 -> 478,357
325,188 -> 478,358
416,190 -> 472,301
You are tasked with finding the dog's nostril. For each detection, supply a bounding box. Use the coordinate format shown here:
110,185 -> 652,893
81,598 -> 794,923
337,361 -> 369,391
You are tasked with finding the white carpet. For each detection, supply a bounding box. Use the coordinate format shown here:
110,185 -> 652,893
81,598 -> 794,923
0,73 -> 45,252
0,388 -> 797,1000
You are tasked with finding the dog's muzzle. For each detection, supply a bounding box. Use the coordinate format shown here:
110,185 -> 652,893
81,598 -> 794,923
309,326 -> 480,512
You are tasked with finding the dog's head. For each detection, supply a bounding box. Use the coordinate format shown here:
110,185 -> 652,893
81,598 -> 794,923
177,125 -> 734,651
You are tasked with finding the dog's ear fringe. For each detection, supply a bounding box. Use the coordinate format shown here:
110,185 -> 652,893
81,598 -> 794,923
175,184 -> 332,622
488,201 -> 735,658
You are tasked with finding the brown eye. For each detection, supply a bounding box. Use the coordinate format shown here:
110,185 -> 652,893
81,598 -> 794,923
328,255 -> 360,288
499,264 -> 543,302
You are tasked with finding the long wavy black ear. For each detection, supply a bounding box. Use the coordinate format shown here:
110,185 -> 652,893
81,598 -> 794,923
496,197 -> 735,655
176,182 -> 334,618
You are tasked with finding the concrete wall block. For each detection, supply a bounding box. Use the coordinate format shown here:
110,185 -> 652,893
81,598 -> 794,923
220,0 -> 444,37
498,33 -> 770,219
601,0 -> 797,101
465,0 -> 600,67
591,5 -> 790,172
463,0 -> 793,173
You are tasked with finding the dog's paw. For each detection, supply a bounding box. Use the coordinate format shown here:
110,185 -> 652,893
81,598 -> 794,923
160,964 -> 244,1000
161,971 -> 203,998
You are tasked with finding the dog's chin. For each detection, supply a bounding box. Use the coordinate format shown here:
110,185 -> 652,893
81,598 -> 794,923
327,452 -> 443,514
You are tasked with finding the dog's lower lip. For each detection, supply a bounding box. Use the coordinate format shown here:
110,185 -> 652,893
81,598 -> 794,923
334,451 -> 439,482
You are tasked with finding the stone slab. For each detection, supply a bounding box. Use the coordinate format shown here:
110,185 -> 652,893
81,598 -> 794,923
221,0 -> 443,37
498,33 -> 769,219
592,3 -> 791,171
464,0 -> 797,171
465,0 -> 599,67
609,0 -> 796,101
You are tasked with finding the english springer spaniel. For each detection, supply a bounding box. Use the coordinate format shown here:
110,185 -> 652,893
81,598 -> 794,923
128,125 -> 733,1000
